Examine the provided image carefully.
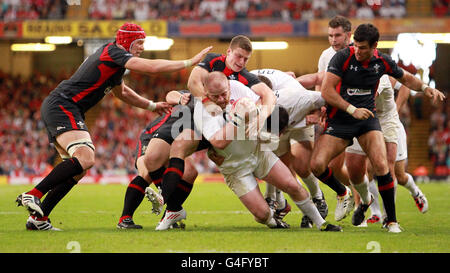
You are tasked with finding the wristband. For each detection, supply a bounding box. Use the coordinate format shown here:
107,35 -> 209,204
346,104 -> 356,115
147,100 -> 157,111
183,59 -> 192,68
421,83 -> 428,92
393,81 -> 402,91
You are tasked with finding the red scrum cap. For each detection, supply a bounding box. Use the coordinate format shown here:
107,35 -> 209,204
115,23 -> 146,52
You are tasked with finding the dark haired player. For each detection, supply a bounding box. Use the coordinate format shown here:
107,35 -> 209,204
310,23 -> 445,233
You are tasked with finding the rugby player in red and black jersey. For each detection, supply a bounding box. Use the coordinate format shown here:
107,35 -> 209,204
15,22 -> 212,230
311,23 -> 445,233
149,35 -> 278,229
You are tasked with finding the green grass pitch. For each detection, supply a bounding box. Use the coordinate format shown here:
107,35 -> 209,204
0,182 -> 449,253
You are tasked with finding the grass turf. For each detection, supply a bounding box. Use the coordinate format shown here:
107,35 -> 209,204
0,182 -> 449,253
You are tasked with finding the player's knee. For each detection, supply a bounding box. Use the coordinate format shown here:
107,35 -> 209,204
295,166 -> 310,178
72,147 -> 95,170
66,139 -> 95,170
310,158 -> 326,177
144,151 -> 165,171
254,208 -> 271,224
372,160 -> 389,176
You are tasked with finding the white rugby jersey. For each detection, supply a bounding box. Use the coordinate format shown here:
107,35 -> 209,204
275,88 -> 326,129
251,68 -> 316,127
194,80 -> 260,174
250,68 -> 305,90
318,46 -> 337,72
376,75 -> 399,122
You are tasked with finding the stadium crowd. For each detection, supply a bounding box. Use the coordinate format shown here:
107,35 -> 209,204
0,0 -> 415,21
428,99 -> 450,177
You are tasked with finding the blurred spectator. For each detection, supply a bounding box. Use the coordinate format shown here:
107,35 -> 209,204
0,68 -> 218,177
0,0 -> 410,21
1,0 -> 67,20
433,0 -> 448,17
356,1 -> 374,19
427,99 -> 449,176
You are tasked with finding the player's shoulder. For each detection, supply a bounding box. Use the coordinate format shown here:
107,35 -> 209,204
229,79 -> 251,90
204,52 -> 225,62
321,46 -> 336,56
198,53 -> 225,69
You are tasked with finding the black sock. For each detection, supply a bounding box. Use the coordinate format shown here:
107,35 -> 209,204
161,157 -> 185,204
149,166 -> 166,190
120,176 -> 149,220
34,157 -> 83,197
317,167 -> 347,196
41,177 -> 78,217
166,180 -> 193,211
377,172 -> 397,223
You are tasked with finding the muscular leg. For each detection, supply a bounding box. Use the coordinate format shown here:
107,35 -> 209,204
161,129 -> 200,203
291,141 -> 322,199
310,134 -> 349,196
358,130 -> 397,223
263,160 -> 328,229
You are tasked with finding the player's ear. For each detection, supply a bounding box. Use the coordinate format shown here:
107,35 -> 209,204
372,41 -> 378,49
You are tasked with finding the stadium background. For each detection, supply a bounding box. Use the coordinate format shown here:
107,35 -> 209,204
0,0 -> 449,186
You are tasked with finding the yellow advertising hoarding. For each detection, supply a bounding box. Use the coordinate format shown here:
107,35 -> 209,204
22,20 -> 167,39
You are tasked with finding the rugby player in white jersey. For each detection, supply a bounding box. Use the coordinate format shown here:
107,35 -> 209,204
193,72 -> 342,231
310,16 -> 357,220
365,80 -> 429,224
250,69 -> 328,228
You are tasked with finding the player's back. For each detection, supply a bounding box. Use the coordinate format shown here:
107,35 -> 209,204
54,42 -> 132,113
250,68 -> 303,90
275,88 -> 325,129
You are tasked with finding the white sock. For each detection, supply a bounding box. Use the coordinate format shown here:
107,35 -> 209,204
265,183 -> 276,200
368,179 -> 381,217
352,177 -> 371,205
402,173 -> 420,196
295,198 -> 326,230
301,173 -> 322,199
275,188 -> 286,210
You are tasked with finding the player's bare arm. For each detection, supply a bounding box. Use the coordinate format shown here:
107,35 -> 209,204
296,72 -> 324,90
321,72 -> 374,120
208,122 -> 236,150
124,46 -> 212,74
397,69 -> 446,103
187,66 -> 209,97
112,82 -> 171,115
389,76 -> 411,112
250,82 -> 276,120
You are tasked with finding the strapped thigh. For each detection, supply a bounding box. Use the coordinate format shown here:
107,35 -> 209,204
66,138 -> 95,157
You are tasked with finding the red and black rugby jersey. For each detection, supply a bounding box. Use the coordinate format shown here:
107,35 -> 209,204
326,46 -> 404,120
197,53 -> 260,88
54,42 -> 133,113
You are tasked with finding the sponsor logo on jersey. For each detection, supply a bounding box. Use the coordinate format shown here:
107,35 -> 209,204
347,88 -> 371,96
374,63 -> 380,74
